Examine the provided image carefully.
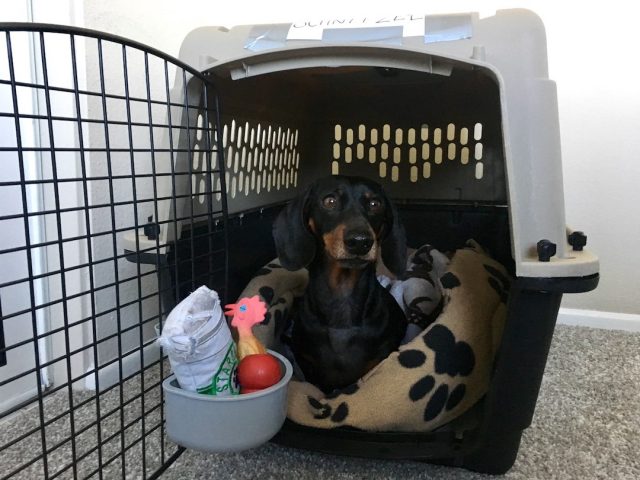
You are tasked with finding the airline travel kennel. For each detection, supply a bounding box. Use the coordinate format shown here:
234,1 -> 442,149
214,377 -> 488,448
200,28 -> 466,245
0,10 -> 598,479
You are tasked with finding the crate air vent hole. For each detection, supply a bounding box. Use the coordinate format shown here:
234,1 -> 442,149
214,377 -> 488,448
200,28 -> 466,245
191,113 -> 219,206
218,120 -> 300,199
332,122 -> 484,181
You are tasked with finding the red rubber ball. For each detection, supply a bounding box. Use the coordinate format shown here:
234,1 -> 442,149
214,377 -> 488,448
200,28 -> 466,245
237,353 -> 282,392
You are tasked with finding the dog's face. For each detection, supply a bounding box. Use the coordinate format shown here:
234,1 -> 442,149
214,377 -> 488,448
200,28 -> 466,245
273,175 -> 407,276
306,176 -> 387,269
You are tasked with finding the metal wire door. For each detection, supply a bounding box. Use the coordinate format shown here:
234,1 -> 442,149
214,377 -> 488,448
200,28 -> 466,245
0,24 -> 228,479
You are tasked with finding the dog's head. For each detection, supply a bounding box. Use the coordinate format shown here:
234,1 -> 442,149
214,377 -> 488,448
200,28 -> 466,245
273,175 -> 407,276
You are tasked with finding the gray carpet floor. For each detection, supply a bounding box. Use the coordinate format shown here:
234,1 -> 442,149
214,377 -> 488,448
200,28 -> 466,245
162,324 -> 640,480
2,324 -> 639,479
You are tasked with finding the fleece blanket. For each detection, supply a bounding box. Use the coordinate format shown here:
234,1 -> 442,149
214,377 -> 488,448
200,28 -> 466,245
237,240 -> 509,432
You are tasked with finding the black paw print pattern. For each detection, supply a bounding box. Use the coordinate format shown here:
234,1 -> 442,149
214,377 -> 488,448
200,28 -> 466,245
399,332 -> 473,422
440,271 -> 461,289
306,384 -> 359,423
424,324 -> 475,377
257,285 -> 289,338
399,345 -> 470,422
409,376 -> 466,421
258,285 -> 275,305
483,264 -> 510,304
398,271 -> 476,423
307,397 -> 350,422
255,263 -> 283,277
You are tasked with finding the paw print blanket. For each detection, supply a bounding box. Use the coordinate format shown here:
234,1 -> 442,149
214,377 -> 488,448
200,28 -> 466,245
238,240 -> 509,432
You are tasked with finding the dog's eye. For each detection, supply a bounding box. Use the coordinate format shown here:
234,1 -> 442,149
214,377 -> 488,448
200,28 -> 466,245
368,198 -> 382,212
322,194 -> 339,210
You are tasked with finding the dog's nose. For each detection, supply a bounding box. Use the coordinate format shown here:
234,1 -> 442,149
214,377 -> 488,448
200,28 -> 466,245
344,232 -> 374,256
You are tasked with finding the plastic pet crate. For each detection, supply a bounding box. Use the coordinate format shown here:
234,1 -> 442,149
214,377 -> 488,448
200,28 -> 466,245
0,9 -> 598,478
171,11 -> 599,472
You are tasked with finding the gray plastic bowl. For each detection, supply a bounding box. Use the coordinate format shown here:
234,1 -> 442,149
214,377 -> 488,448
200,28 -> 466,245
163,350 -> 293,452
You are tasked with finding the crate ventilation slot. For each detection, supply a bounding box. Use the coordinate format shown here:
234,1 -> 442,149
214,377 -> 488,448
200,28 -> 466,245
212,119 -> 300,200
332,122 -> 484,182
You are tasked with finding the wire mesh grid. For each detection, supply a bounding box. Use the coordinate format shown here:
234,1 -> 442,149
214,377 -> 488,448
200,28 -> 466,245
0,24 -> 228,479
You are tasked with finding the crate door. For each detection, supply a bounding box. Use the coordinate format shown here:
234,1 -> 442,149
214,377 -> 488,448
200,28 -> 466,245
0,26 -> 55,415
0,24 -> 227,480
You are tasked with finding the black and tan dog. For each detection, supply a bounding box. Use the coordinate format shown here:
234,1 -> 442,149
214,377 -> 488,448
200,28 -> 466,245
273,175 -> 408,393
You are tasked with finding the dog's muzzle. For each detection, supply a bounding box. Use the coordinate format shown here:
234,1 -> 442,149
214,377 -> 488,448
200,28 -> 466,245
344,230 -> 374,256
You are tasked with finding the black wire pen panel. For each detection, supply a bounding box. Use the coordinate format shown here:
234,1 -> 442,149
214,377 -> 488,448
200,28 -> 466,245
0,24 -> 228,480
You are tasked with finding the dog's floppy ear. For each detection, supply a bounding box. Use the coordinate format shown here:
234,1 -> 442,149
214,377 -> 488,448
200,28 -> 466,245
272,186 -> 316,271
380,195 -> 407,278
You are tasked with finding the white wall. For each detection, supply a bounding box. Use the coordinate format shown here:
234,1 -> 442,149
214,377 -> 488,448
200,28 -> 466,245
0,0 -> 91,404
18,0 -> 639,317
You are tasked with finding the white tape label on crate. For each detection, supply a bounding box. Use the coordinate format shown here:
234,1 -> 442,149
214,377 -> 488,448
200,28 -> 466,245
245,13 -> 475,51
424,13 -> 475,43
287,14 -> 426,41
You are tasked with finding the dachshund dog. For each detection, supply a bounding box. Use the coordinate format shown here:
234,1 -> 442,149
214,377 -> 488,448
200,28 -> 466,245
273,175 -> 408,393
